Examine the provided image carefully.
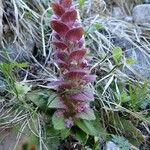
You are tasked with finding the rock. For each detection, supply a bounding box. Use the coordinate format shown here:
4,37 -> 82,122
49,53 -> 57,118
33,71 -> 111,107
112,38 -> 134,50
132,4 -> 150,27
112,37 -> 150,78
124,49 -> 150,78
106,141 -> 119,150
112,7 -> 125,19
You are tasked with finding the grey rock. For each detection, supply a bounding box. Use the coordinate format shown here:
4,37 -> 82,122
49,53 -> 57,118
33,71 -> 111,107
132,4 -> 150,27
106,141 -> 119,150
112,38 -> 150,78
112,38 -> 133,50
124,49 -> 150,78
112,7 -> 125,19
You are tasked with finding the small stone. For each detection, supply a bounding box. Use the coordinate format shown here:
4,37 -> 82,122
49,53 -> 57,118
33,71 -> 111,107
132,4 -> 150,27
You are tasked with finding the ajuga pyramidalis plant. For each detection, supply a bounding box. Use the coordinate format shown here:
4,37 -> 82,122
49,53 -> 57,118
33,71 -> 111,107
50,0 -> 96,128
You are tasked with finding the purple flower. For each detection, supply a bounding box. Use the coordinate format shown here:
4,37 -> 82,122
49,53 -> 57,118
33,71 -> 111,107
50,0 -> 96,128
75,103 -> 89,113
65,118 -> 74,128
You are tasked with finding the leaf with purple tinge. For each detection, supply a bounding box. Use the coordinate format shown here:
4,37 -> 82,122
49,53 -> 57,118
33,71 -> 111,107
51,20 -> 69,36
48,93 -> 66,109
69,49 -> 87,61
65,27 -> 84,42
52,3 -> 65,16
78,38 -> 84,48
52,112 -> 66,130
52,32 -> 61,40
79,59 -> 88,68
75,103 -> 89,113
56,59 -> 68,69
61,9 -> 77,26
52,41 -> 68,50
59,82 -> 75,90
47,80 -> 64,90
64,69 -> 88,80
60,0 -> 72,8
71,88 -> 94,101
83,75 -> 97,83
73,21 -> 81,27
77,108 -> 96,120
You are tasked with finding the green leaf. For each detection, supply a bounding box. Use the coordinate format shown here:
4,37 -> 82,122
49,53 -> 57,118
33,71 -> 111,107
126,58 -> 136,64
78,109 -> 96,120
75,128 -> 88,145
112,47 -> 122,64
48,92 -> 62,108
121,91 -> 131,103
52,113 -> 66,130
12,62 -> 29,68
15,82 -> 31,98
27,90 -> 49,107
45,127 -> 60,150
95,23 -> 104,30
79,0 -> 85,10
47,9 -> 53,18
76,119 -> 99,136
60,128 -> 71,139
76,112 -> 107,138
0,63 -> 13,74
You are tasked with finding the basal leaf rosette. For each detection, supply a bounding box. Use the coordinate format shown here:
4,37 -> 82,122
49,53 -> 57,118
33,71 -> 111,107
50,0 -> 96,129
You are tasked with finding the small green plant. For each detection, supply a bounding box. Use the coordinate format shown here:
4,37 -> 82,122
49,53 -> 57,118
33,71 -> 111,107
0,61 -> 29,94
114,80 -> 150,111
112,46 -> 122,64
78,0 -> 85,10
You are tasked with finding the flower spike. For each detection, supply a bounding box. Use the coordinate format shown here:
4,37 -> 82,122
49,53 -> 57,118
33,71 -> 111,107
50,0 -> 96,128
